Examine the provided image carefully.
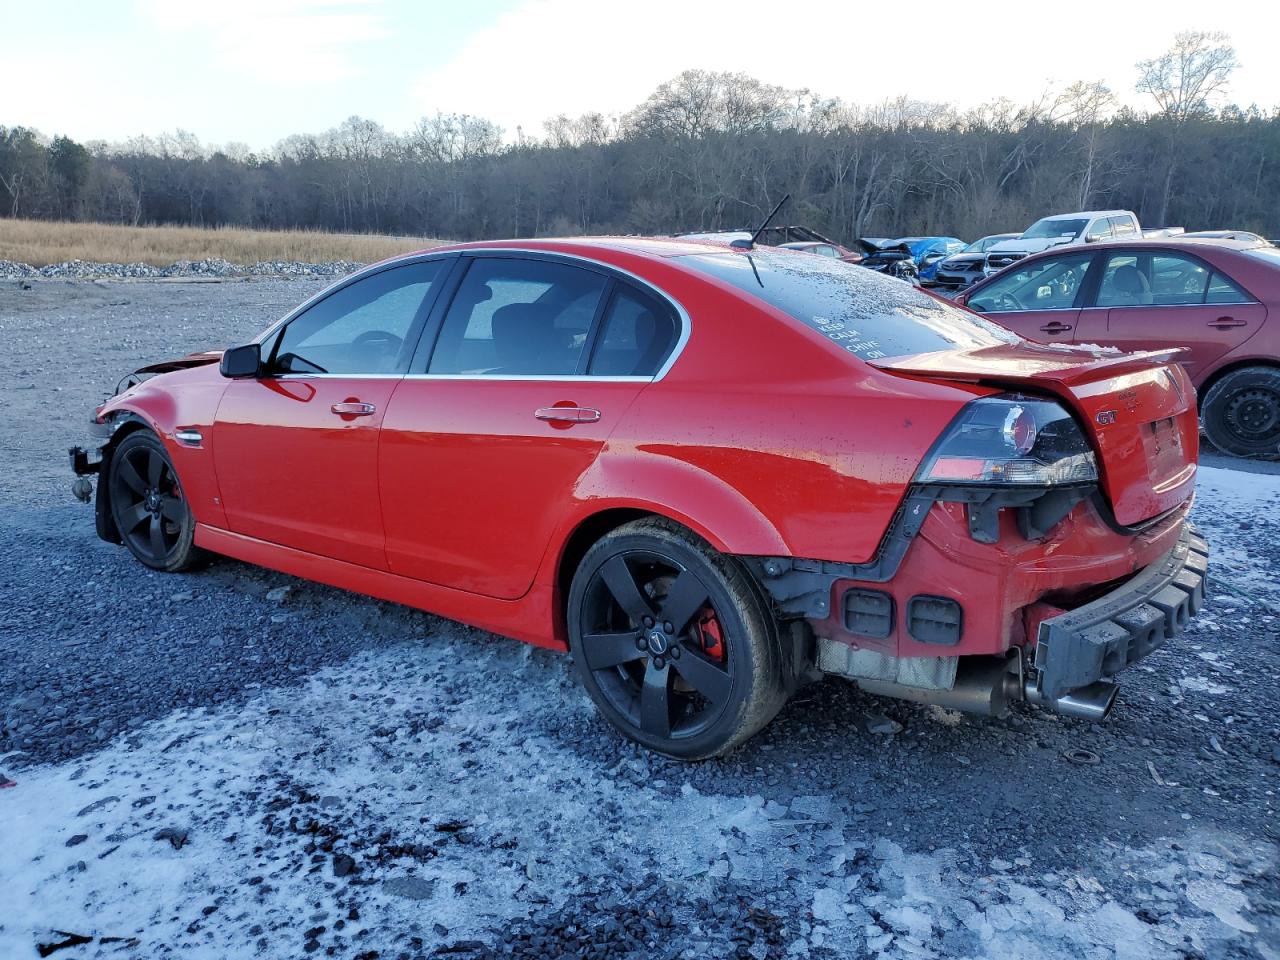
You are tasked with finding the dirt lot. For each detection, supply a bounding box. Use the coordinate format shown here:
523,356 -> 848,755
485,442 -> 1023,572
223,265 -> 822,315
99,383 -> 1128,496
0,278 -> 1277,959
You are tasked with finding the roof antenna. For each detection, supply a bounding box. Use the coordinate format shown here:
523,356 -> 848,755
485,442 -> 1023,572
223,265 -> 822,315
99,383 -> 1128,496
731,193 -> 790,250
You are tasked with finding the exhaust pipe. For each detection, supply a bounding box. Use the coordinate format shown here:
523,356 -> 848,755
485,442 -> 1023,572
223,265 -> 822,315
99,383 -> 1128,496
856,657 -> 1022,717
1024,678 -> 1118,721
855,655 -> 1119,722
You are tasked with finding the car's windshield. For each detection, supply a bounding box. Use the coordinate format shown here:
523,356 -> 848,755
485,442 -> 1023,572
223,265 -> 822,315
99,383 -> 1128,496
680,250 -> 1019,361
1022,218 -> 1088,240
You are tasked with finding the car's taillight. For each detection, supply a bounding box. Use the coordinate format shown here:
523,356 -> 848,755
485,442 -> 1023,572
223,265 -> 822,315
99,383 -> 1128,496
917,395 -> 1098,486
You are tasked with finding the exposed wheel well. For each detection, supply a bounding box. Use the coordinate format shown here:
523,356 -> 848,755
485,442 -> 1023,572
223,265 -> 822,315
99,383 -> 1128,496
95,417 -> 154,543
555,509 -> 657,621
1197,359 -> 1280,405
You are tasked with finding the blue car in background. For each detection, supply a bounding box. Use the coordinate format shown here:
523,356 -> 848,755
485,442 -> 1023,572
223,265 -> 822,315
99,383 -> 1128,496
857,236 -> 966,282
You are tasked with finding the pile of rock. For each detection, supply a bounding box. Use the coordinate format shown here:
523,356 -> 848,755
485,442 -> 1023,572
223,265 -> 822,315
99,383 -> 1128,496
0,258 -> 364,280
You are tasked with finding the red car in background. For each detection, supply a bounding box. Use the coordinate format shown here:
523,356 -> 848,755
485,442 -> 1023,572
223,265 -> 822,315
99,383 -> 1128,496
957,238 -> 1280,458
73,239 -> 1208,758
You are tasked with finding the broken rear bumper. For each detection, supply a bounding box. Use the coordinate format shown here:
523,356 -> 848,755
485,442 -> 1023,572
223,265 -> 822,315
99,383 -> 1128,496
1028,524 -> 1208,704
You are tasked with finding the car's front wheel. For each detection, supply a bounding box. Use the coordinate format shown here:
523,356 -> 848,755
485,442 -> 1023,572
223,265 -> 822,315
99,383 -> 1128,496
1201,366 -> 1280,459
107,430 -> 203,571
567,518 -> 789,759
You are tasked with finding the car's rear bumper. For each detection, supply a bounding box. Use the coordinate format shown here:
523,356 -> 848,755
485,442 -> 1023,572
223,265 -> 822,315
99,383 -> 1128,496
1028,523 -> 1208,702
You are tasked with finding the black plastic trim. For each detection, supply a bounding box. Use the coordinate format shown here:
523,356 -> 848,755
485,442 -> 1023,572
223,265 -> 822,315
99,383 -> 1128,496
1032,524 -> 1208,700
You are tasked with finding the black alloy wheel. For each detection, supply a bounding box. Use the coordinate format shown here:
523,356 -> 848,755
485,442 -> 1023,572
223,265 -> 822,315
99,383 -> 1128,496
108,431 -> 202,571
1201,366 -> 1280,460
568,518 -> 789,759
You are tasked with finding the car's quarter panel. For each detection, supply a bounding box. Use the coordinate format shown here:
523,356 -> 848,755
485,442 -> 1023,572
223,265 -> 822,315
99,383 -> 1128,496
378,378 -> 649,598
213,376 -> 400,570
96,362 -> 230,530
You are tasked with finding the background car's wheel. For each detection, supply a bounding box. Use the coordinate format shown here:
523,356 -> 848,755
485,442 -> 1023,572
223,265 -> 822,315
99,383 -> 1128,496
107,431 -> 203,572
567,517 -> 789,760
1201,366 -> 1280,459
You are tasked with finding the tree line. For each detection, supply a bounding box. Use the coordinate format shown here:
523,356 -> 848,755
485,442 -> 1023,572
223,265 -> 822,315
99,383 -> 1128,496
2,32 -> 1275,247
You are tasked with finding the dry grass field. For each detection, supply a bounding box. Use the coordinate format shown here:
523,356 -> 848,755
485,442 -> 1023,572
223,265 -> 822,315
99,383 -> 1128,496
0,219 -> 446,267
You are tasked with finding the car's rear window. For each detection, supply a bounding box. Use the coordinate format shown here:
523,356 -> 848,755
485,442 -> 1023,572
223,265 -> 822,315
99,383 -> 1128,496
680,250 -> 1019,361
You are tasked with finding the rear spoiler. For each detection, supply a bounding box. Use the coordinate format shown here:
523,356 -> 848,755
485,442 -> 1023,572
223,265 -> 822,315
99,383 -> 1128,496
868,346 -> 1188,387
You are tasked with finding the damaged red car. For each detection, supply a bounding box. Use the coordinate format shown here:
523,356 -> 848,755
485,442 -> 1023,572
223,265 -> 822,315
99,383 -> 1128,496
72,238 -> 1209,759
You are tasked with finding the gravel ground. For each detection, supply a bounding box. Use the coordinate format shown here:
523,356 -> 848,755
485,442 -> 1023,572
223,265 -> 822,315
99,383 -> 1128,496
0,278 -> 1277,960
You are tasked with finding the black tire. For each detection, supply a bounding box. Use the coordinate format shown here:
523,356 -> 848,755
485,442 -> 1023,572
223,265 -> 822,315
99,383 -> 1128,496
567,517 -> 789,760
1201,366 -> 1280,460
107,431 -> 203,572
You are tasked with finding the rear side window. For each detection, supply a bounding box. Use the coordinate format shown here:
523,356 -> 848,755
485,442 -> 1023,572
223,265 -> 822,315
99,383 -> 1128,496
1205,271 -> 1252,304
682,250 -> 1018,361
1109,216 -> 1138,237
428,258 -> 606,375
1097,251 -> 1244,307
588,286 -> 679,376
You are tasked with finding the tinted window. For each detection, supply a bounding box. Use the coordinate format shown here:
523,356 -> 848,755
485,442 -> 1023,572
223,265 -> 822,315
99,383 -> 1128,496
683,250 -> 1018,361
270,261 -> 443,375
1097,252 -> 1213,307
428,258 -> 607,375
1109,216 -> 1137,237
1087,220 -> 1113,241
1206,271 -> 1252,304
588,286 -> 680,376
968,253 -> 1094,313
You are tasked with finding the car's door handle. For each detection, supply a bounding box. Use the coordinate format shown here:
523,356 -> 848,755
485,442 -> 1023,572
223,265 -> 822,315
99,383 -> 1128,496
1039,322 -> 1073,333
1208,316 -> 1247,328
535,406 -> 601,424
331,401 -> 376,416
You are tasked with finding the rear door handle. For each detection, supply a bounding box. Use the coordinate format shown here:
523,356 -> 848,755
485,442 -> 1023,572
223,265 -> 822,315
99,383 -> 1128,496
1039,321 -> 1073,333
535,406 -> 601,424
1208,316 -> 1247,328
331,401 -> 376,416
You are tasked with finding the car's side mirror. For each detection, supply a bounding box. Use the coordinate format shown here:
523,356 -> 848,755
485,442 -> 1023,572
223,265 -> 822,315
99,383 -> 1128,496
1085,233 -> 1104,243
220,343 -> 262,379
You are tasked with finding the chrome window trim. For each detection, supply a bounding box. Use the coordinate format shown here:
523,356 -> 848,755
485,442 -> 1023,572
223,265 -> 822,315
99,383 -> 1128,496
403,374 -> 653,383
249,246 -> 692,383
268,372 -> 653,383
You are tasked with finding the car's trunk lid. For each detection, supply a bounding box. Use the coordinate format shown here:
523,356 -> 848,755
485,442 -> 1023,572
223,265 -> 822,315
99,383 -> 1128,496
870,344 -> 1198,526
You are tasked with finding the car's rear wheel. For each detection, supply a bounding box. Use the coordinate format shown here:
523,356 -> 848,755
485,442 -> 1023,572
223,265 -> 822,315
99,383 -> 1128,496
567,518 -> 788,759
107,431 -> 202,571
1201,366 -> 1280,459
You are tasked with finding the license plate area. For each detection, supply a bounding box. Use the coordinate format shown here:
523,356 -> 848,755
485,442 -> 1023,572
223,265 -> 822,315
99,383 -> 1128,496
1141,416 -> 1186,483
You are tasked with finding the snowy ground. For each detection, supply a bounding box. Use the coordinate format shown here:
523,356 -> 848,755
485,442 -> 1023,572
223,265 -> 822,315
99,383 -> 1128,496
1,280 -> 1277,959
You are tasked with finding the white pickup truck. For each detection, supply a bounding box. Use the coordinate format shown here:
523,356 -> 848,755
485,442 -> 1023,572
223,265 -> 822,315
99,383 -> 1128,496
985,210 -> 1184,273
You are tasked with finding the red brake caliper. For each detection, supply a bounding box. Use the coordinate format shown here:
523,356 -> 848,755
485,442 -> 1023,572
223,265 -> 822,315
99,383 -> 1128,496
694,606 -> 726,662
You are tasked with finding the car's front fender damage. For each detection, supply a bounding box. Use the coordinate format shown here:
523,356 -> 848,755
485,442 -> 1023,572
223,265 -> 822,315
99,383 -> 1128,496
744,483 -> 1208,721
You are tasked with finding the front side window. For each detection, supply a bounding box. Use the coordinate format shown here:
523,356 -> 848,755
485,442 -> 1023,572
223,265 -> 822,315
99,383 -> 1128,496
682,250 -> 1019,361
270,260 -> 444,375
1086,219 -> 1114,242
428,258 -> 607,375
968,253 -> 1094,313
587,286 -> 679,376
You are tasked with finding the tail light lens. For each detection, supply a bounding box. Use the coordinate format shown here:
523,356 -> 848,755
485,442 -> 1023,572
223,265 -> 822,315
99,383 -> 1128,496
917,395 -> 1098,486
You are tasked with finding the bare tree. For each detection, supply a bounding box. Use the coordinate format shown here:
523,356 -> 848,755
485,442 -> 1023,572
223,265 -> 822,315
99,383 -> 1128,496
1137,31 -> 1239,122
1136,31 -> 1239,224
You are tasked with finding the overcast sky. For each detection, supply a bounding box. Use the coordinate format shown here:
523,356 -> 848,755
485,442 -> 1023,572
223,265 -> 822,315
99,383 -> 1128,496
4,0 -> 1278,149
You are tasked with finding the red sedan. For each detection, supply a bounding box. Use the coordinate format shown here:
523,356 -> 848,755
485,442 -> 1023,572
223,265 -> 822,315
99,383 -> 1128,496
73,238 -> 1208,758
956,237 -> 1280,458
